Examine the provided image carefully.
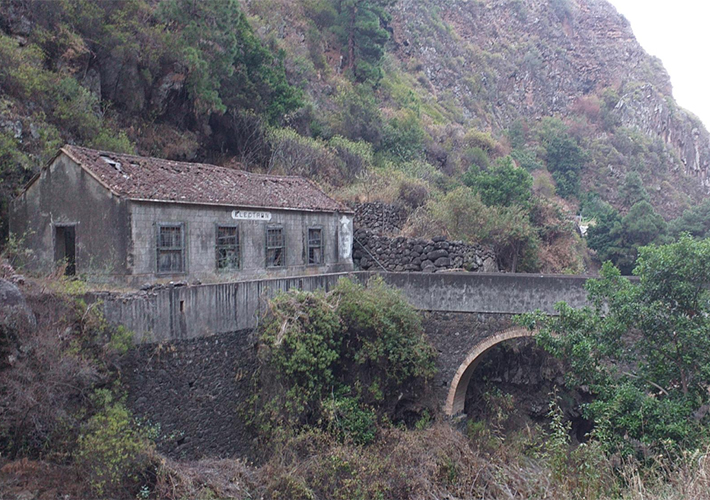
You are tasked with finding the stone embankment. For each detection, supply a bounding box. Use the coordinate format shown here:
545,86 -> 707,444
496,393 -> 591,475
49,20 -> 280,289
354,201 -> 407,235
353,229 -> 496,273
352,202 -> 497,273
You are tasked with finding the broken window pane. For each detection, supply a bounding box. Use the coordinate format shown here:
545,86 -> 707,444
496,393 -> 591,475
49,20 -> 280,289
308,227 -> 323,265
157,224 -> 184,273
216,226 -> 240,270
266,227 -> 284,267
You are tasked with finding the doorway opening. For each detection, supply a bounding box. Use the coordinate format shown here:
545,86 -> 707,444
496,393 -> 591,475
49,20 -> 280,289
55,225 -> 76,276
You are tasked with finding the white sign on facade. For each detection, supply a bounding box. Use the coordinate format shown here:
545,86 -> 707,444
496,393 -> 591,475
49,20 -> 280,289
231,210 -> 272,221
339,215 -> 353,261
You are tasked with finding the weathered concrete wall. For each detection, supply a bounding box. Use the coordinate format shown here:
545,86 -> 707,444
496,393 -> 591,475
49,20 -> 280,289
100,272 -> 366,343
10,153 -> 130,276
379,273 -> 590,314
99,272 -> 591,343
129,200 -> 354,284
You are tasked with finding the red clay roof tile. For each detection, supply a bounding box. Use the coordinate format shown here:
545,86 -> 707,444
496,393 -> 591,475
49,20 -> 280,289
61,145 -> 350,213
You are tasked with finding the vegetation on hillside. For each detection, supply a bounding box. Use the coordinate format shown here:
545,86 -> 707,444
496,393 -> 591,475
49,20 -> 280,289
4,240 -> 710,498
1,0 -> 709,273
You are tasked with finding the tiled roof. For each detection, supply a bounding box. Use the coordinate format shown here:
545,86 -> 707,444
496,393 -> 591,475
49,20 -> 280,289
60,145 -> 351,213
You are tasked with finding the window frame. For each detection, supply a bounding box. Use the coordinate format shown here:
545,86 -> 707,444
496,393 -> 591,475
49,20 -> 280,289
307,226 -> 324,266
265,225 -> 285,268
156,222 -> 186,275
215,224 -> 241,271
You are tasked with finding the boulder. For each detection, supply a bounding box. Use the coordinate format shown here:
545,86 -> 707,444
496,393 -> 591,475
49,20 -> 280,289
427,249 -> 449,260
0,279 -> 36,331
434,257 -> 451,267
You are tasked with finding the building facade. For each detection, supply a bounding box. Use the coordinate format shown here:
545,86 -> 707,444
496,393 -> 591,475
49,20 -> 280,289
10,146 -> 354,284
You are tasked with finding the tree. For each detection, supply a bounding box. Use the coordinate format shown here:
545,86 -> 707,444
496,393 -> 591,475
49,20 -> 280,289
619,171 -> 649,208
160,0 -> 301,122
463,156 -> 533,207
524,236 -> 710,455
540,120 -> 585,199
587,200 -> 667,275
332,0 -> 395,82
669,198 -> 710,238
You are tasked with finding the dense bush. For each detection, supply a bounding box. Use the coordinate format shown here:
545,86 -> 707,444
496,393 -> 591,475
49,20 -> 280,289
76,391 -> 155,497
463,156 -> 533,207
525,237 -> 710,457
429,186 -> 540,272
254,277 -> 437,444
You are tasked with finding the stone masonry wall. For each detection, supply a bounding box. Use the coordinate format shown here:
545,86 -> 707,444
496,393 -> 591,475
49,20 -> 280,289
122,329 -> 258,460
352,201 -> 497,273
353,229 -> 497,273
354,202 -> 407,235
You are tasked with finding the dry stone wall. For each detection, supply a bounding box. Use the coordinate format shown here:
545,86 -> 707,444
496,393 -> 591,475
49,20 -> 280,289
352,201 -> 497,273
123,329 -> 258,460
353,229 -> 497,273
354,202 -> 407,235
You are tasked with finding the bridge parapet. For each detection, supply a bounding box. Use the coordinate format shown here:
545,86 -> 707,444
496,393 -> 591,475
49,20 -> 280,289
379,272 -> 590,314
97,271 -> 592,343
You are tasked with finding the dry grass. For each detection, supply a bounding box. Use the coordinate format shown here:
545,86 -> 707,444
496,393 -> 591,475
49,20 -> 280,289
2,425 -> 709,499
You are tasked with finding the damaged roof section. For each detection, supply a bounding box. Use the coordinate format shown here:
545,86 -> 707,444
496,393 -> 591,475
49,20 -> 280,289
60,145 -> 351,213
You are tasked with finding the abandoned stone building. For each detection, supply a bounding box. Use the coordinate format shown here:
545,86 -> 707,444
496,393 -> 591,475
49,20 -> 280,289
10,145 -> 354,284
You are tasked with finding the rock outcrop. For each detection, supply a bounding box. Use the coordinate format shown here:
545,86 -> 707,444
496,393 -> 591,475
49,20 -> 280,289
389,0 -> 710,192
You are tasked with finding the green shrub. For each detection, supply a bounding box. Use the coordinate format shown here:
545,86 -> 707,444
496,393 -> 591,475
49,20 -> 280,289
463,156 -> 532,207
329,135 -> 373,181
90,129 -> 135,154
329,84 -> 384,145
380,110 -> 426,161
268,127 -> 337,179
430,187 -> 540,271
254,277 -> 437,442
324,394 -> 377,445
76,392 -> 154,497
51,77 -> 102,140
0,35 -> 51,99
463,128 -> 498,154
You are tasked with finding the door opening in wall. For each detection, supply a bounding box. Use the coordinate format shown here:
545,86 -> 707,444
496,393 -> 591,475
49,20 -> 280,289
55,225 -> 76,276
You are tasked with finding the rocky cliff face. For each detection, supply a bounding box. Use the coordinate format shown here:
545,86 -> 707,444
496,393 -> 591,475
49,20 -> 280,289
388,0 -> 710,190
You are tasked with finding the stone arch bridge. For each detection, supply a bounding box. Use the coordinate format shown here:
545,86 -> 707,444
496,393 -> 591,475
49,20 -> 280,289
101,271 -> 589,417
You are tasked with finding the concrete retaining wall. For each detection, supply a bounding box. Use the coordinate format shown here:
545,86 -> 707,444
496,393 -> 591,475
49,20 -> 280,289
100,272 -> 363,343
98,272 -> 591,343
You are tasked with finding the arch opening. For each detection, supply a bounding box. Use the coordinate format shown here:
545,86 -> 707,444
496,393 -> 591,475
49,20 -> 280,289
444,327 -> 535,416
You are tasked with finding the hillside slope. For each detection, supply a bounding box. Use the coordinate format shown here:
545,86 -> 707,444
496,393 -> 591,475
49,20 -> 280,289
1,0 -> 709,272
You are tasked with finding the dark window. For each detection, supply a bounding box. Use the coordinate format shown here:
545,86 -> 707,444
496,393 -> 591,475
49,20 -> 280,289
308,228 -> 323,265
216,226 -> 240,270
266,227 -> 285,267
157,224 -> 185,273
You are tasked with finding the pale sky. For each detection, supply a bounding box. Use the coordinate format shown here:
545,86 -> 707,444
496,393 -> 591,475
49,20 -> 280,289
606,1 -> 710,129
